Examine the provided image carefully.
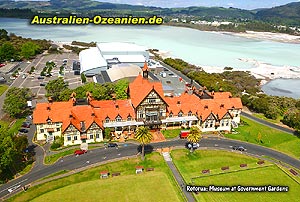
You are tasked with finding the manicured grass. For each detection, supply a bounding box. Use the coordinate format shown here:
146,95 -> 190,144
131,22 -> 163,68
171,149 -> 300,202
162,128 -> 181,139
171,149 -> 259,183
0,84 -> 8,96
31,172 -> 180,202
18,164 -> 33,176
252,113 -> 282,124
37,170 -> 69,182
192,166 -> 300,202
9,153 -> 184,202
44,149 -> 77,165
224,117 -> 300,158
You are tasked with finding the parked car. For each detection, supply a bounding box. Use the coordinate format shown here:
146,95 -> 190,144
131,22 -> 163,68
180,130 -> 190,139
21,122 -> 31,128
107,143 -> 118,148
37,76 -> 44,80
74,150 -> 87,155
19,128 -> 29,133
40,83 -> 46,86
186,142 -> 200,149
232,146 -> 246,151
0,63 -> 6,67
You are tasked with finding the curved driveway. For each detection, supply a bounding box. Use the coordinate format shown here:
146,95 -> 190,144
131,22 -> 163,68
1,137 -> 300,200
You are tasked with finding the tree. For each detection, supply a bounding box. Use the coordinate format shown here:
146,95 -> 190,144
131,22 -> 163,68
45,77 -> 68,101
0,42 -> 17,62
187,126 -> 202,152
134,126 -> 153,161
115,79 -> 129,99
20,41 -> 40,59
81,73 -> 87,83
3,87 -> 32,118
104,128 -> 112,140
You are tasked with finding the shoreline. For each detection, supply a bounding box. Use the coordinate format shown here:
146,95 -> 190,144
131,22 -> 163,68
155,50 -> 300,87
165,24 -> 300,44
222,30 -> 300,44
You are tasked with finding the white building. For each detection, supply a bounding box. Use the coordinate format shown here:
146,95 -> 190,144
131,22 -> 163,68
79,42 -> 149,76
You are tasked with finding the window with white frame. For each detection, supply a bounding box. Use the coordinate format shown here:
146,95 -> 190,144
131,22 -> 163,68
127,116 -> 131,121
105,117 -> 110,123
74,136 -> 77,140
178,111 -> 183,117
90,134 -> 93,139
188,111 -> 192,116
169,112 -> 173,118
116,116 -> 122,122
96,133 -> 100,139
67,135 -> 71,141
40,129 -> 44,133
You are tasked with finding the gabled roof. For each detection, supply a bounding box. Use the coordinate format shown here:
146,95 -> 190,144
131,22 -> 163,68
128,74 -> 167,108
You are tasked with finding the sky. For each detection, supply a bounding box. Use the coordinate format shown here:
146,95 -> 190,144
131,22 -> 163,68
94,0 -> 298,9
13,0 -> 299,9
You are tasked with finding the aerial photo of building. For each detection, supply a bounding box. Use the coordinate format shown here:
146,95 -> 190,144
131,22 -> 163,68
33,66 -> 242,146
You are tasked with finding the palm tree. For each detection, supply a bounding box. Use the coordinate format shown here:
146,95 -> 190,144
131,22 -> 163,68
134,126 -> 153,161
187,126 -> 202,153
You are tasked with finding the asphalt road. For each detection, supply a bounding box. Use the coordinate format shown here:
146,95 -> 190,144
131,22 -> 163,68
241,112 -> 297,136
1,138 -> 299,200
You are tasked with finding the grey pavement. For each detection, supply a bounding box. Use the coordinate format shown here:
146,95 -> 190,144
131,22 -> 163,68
163,152 -> 194,202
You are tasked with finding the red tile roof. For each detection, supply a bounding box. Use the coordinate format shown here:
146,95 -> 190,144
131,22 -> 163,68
128,74 -> 167,108
33,75 -> 242,130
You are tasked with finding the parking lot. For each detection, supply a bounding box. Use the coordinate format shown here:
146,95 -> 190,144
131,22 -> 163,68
17,52 -> 81,97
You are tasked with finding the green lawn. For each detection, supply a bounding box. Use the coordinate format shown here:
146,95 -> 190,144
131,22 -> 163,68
161,128 -> 182,139
0,84 -> 8,96
225,117 -> 300,158
9,153 -> 184,202
252,113 -> 283,124
31,172 -> 179,202
44,149 -> 78,165
171,150 -> 300,202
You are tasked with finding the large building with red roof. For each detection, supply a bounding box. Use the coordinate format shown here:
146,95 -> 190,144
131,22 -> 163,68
33,67 -> 242,146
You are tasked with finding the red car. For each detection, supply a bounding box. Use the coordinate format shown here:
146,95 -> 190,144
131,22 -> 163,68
0,63 -> 5,67
74,150 -> 87,155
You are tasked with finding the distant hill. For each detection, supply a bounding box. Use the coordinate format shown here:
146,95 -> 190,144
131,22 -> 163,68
256,2 -> 300,26
0,0 -> 300,26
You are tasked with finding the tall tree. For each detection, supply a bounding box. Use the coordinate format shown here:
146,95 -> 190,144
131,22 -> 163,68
115,79 -> 129,99
0,42 -> 17,62
187,126 -> 202,153
20,41 -> 40,59
134,126 -> 153,161
3,87 -> 32,118
45,77 -> 68,101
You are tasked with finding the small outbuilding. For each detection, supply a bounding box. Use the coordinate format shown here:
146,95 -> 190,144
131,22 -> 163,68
135,166 -> 144,174
100,170 -> 109,178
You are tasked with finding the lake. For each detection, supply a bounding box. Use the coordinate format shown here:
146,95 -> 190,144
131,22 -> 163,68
1,17 -> 300,98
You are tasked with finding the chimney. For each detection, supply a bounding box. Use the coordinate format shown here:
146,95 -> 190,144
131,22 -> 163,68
48,96 -> 53,103
69,114 -> 73,118
142,61 -> 149,79
204,105 -> 208,109
47,104 -> 51,110
220,104 -> 224,108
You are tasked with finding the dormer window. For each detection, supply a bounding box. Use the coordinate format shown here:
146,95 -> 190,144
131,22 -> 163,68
169,112 -> 173,118
204,105 -> 208,109
188,111 -> 192,116
220,104 -> 224,108
116,115 -> 122,122
46,116 -> 52,124
127,115 -> 132,121
105,117 -> 110,123
178,111 -> 183,117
